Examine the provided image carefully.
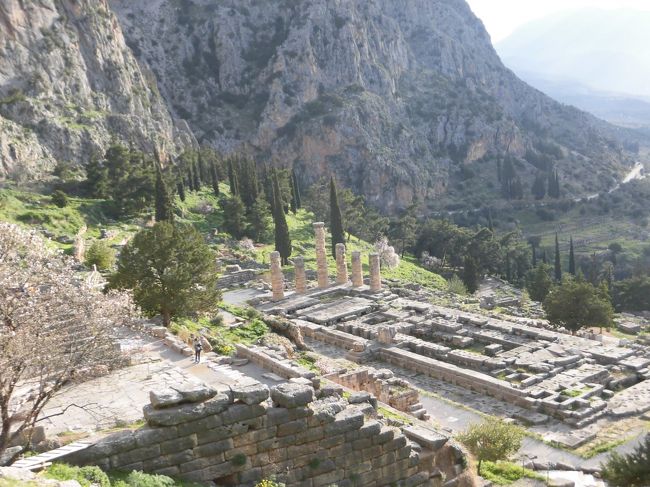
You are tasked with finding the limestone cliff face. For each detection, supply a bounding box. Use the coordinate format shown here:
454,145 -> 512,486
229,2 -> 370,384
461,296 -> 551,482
109,0 -> 640,212
0,0 -> 181,179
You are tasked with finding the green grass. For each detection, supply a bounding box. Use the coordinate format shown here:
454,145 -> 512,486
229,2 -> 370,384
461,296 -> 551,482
480,461 -> 544,485
43,463 -> 203,487
575,437 -> 629,459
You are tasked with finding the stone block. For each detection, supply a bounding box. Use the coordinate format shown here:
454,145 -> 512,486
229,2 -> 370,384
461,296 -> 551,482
160,434 -> 196,455
112,444 -> 160,467
358,420 -> 382,438
231,383 -> 270,405
318,383 -> 344,398
133,426 -> 178,447
176,415 -> 223,436
348,391 -> 372,404
143,393 -> 231,426
195,426 -> 232,445
402,425 -> 449,451
372,427 -> 395,445
324,407 -> 365,435
152,466 -> 180,477
221,404 -> 266,425
277,419 -> 308,437
271,383 -> 315,408
238,467 -> 263,484
143,449 -> 194,470
266,407 -> 290,426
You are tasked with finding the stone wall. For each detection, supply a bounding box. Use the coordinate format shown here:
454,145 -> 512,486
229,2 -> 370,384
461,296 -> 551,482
63,381 -> 449,486
216,269 -> 258,289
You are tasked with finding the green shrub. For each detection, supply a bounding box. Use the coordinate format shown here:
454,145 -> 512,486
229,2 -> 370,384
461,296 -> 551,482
125,470 -> 177,487
45,463 -> 109,487
85,240 -> 116,270
447,275 -> 468,296
51,190 -> 69,208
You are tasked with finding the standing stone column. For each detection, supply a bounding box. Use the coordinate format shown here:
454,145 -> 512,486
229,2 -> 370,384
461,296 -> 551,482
314,222 -> 328,288
270,251 -> 284,301
335,243 -> 348,285
351,251 -> 363,287
369,253 -> 382,292
294,256 -> 307,294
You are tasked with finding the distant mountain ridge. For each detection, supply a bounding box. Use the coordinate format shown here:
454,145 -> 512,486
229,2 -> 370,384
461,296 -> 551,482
497,8 -> 650,98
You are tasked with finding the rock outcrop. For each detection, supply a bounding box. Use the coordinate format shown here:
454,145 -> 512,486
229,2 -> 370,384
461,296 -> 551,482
0,0 -> 182,179
111,0 -> 642,212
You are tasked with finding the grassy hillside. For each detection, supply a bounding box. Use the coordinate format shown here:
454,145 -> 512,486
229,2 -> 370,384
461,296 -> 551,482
0,183 -> 446,290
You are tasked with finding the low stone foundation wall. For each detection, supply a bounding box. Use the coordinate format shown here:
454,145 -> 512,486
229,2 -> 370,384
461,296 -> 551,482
63,381 -> 450,486
325,367 -> 429,421
379,347 -> 532,408
216,269 -> 258,289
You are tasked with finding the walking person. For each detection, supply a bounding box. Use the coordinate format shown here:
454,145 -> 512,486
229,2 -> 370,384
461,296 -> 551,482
193,336 -> 202,363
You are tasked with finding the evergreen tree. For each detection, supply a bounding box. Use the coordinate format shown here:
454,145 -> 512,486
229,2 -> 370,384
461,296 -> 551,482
239,157 -> 259,210
554,233 -> 562,281
227,158 -> 238,195
329,177 -> 346,259
85,156 -> 108,198
569,237 -> 576,275
531,172 -> 546,199
210,160 -> 220,197
187,161 -> 196,192
219,195 -> 247,239
542,249 -> 548,265
177,178 -> 186,202
462,255 -> 480,294
192,156 -> 201,190
525,264 -> 553,302
154,164 -> 174,223
262,166 -> 274,206
108,222 -> 219,327
248,194 -> 273,243
292,169 -> 302,209
272,172 -> 292,265
289,171 -> 298,214
547,169 -> 561,198
602,434 -> 650,487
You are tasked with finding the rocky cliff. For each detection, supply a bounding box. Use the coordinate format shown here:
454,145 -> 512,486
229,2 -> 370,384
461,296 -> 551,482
111,0 -> 642,212
0,0 -> 182,180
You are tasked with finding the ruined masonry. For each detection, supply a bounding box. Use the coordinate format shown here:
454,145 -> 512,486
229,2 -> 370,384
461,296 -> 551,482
270,251 -> 284,301
63,382 -> 451,486
351,251 -> 363,287
314,222 -> 328,289
293,256 -> 307,294
335,243 -> 348,285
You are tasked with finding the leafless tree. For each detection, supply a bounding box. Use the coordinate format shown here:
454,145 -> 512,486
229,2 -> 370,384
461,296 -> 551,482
0,223 -> 136,462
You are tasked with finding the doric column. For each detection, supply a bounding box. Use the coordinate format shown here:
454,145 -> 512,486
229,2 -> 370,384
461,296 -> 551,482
294,256 -> 306,294
335,243 -> 348,285
351,251 -> 363,287
369,253 -> 381,292
314,222 -> 328,288
270,251 -> 284,301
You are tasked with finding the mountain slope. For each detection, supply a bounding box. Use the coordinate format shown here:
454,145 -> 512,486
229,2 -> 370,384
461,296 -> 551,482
110,0 -> 641,212
0,0 -> 184,180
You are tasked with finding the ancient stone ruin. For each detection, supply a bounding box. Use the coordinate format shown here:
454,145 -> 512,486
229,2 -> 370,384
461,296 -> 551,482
258,222 -> 650,450
62,381 -> 461,486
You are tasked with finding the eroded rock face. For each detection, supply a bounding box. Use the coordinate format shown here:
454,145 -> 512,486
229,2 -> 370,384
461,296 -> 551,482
111,0 -> 640,212
0,0 -> 181,179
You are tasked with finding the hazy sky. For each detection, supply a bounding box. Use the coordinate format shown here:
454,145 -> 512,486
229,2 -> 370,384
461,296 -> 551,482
466,0 -> 650,42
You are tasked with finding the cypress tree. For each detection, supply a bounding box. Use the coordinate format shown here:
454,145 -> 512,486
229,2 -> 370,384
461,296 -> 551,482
542,249 -> 548,265
532,245 -> 537,267
192,156 -> 201,190
554,233 -> 562,281
532,173 -> 546,200
210,161 -> 220,197
291,169 -> 301,209
177,177 -> 186,202
329,176 -> 345,259
272,172 -> 292,265
227,158 -> 237,195
154,164 -> 174,223
187,163 -> 196,192
569,237 -> 576,275
462,255 -> 480,294
289,172 -> 297,214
